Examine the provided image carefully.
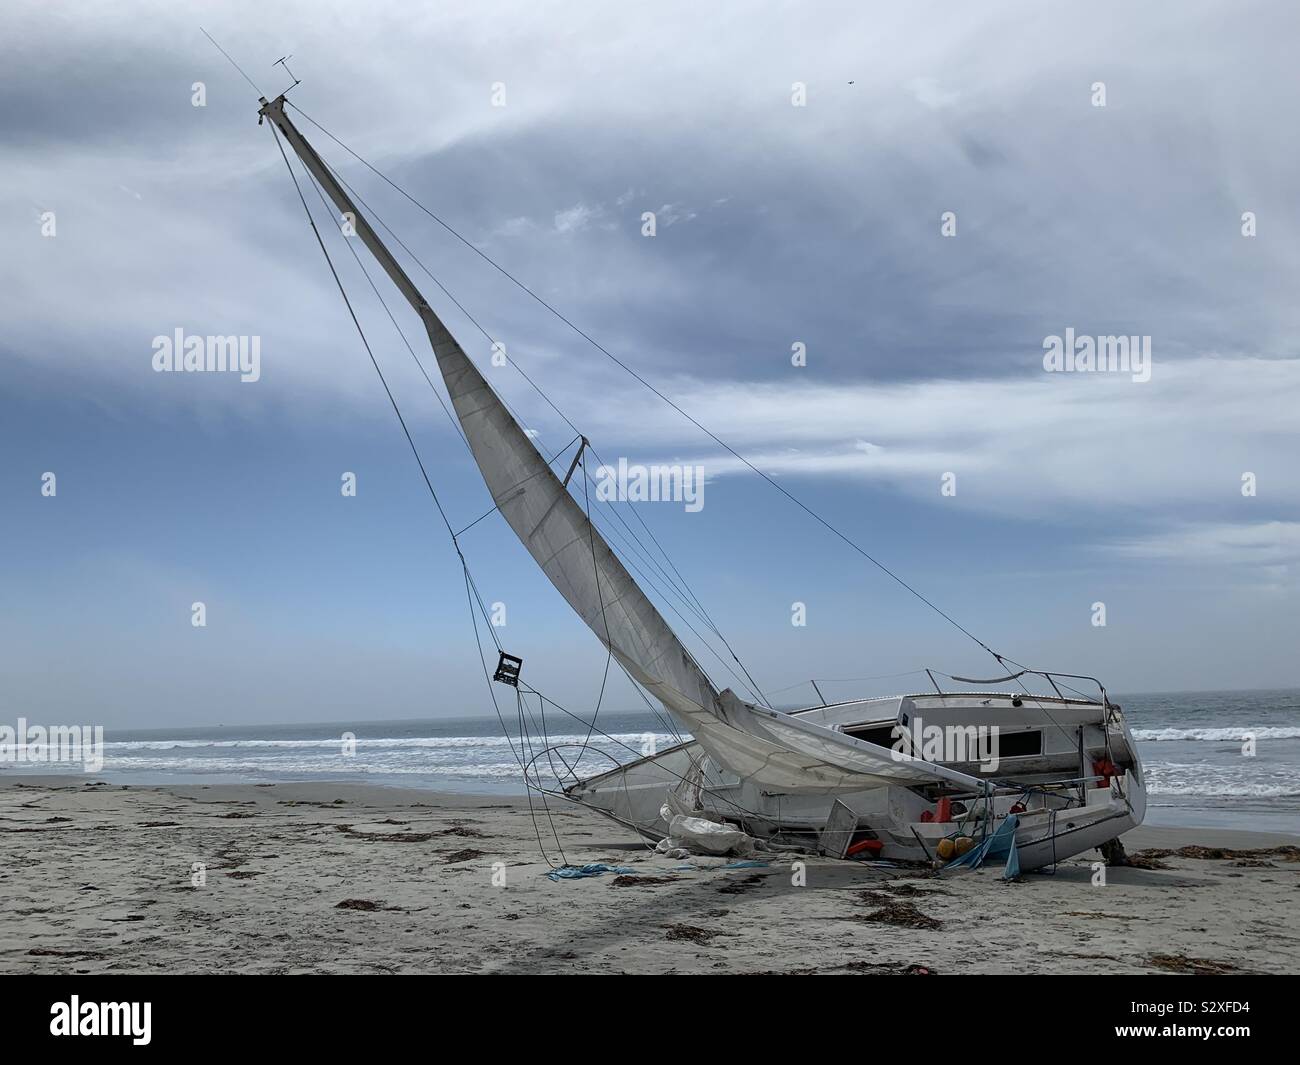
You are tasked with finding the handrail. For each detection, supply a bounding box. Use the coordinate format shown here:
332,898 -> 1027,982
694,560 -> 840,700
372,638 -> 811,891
927,666 -> 1112,709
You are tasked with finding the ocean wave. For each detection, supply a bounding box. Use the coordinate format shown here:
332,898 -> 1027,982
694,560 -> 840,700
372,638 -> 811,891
101,732 -> 678,752
97,756 -> 541,779
1132,726 -> 1300,742
1144,780 -> 1300,798
1143,761 -> 1300,798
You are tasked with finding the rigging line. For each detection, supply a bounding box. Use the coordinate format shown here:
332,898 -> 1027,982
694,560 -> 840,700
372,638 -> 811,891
518,606 -> 683,746
516,691 -> 688,779
588,514 -> 716,646
268,124 -> 463,558
199,28 -> 265,97
465,564 -> 581,868
463,567 -> 504,654
461,572 -> 522,772
574,634 -> 685,746
287,101 -> 1006,664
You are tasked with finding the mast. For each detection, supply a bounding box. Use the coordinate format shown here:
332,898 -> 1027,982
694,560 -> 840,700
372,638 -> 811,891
259,94 -> 723,724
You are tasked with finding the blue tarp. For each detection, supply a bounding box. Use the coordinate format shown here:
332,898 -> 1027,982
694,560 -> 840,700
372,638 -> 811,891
546,863 -> 636,881
943,813 -> 1021,879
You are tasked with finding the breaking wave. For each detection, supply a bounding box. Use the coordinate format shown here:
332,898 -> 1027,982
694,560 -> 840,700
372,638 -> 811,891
1132,726 -> 1300,742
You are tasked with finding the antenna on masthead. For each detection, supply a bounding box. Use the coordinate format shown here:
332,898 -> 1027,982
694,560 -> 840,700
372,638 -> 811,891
273,55 -> 302,95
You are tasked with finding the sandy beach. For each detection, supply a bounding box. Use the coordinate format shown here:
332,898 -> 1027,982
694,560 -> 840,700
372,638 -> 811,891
1,776 -> 1296,975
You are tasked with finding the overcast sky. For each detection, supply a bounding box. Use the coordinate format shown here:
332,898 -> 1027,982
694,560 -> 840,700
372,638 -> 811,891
3,0 -> 1297,728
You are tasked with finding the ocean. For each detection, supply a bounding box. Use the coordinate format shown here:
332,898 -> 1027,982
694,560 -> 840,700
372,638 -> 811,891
5,689 -> 1297,833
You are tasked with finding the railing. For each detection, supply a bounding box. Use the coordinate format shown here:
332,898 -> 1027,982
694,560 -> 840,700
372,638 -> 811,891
924,666 -> 1113,710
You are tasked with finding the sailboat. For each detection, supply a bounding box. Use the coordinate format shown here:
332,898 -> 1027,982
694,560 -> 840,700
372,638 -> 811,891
259,92 -> 1146,875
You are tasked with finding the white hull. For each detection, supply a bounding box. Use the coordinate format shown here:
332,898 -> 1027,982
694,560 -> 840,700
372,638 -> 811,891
564,690 -> 1146,873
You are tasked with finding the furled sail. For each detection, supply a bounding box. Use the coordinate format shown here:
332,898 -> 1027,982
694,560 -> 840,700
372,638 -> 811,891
261,94 -> 984,796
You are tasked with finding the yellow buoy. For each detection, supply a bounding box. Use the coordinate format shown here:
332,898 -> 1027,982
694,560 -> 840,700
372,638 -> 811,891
954,836 -> 976,856
936,837 -> 956,860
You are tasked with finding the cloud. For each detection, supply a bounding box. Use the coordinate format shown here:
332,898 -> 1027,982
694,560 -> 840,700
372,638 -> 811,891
1110,521 -> 1300,566
552,202 -> 606,233
489,216 -> 535,238
1106,520 -> 1300,594
654,203 -> 697,227
544,356 -> 1300,516
906,77 -> 961,110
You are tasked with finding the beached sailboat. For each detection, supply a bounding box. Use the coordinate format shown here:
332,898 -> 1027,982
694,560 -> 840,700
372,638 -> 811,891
259,92 -> 1145,874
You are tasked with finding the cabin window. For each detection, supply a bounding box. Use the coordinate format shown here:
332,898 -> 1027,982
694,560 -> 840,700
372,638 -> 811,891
998,730 -> 1043,757
844,725 -> 900,748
